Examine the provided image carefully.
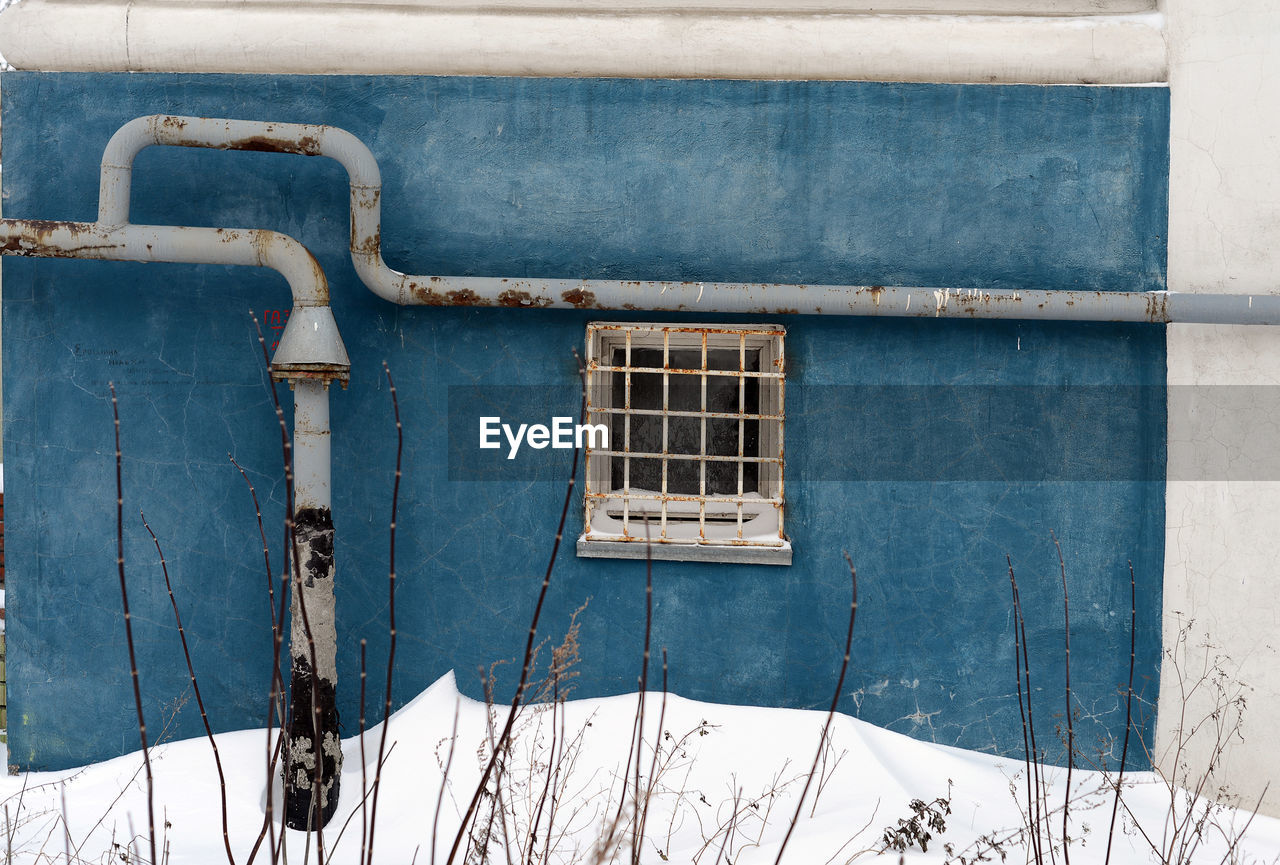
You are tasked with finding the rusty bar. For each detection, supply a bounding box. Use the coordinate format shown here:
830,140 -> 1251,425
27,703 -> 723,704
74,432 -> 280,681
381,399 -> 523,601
737,333 -> 746,540
587,492 -> 783,505
661,330 -> 670,540
591,324 -> 788,336
591,450 -> 780,464
592,365 -> 783,378
699,332 -> 708,541
591,407 -> 784,421
774,335 -> 786,543
583,347 -> 597,538
623,329 -> 633,538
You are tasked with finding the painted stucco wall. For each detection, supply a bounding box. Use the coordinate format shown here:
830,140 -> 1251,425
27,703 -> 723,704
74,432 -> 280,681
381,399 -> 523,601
1,73 -> 1168,772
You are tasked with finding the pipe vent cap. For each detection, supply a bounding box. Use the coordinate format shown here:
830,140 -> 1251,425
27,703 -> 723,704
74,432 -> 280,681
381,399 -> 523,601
270,305 -> 352,386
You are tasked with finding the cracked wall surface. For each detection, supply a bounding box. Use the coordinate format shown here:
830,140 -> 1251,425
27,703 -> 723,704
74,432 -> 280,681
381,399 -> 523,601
1,73 -> 1168,773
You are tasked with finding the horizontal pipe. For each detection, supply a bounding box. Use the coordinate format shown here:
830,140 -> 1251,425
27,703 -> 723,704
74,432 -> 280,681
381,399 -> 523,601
304,278 -> 1280,325
0,1 -> 1167,84
293,380 -> 333,512
0,218 -> 330,307
94,114 -> 1280,326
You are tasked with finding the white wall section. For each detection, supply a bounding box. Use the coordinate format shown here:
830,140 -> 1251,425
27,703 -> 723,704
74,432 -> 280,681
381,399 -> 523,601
1161,0 -> 1280,818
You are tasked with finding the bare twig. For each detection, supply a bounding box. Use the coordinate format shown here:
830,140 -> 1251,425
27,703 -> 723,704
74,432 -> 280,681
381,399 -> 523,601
367,361 -> 404,865
1052,532 -> 1073,865
1103,562 -> 1137,865
527,606 -> 588,865
321,742 -> 399,859
1217,782 -> 1269,865
541,681 -> 572,865
773,552 -> 858,864
636,648 -> 669,861
630,519 -> 655,865
526,701 -> 560,865
229,450 -> 290,865
432,696 -> 461,865
229,454 -> 280,645
141,511 -> 235,865
445,349 -> 588,865
1008,555 -> 1043,865
361,639 -> 370,864
240,315 -> 290,865
60,787 -> 70,865
109,383 -> 158,865
714,787 -> 744,865
1010,557 -> 1047,862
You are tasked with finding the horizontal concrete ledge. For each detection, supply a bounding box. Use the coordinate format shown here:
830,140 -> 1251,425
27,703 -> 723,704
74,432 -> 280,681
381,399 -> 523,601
0,0 -> 1167,83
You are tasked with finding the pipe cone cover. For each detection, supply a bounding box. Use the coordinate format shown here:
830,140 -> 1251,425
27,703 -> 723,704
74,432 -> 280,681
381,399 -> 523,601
270,305 -> 352,384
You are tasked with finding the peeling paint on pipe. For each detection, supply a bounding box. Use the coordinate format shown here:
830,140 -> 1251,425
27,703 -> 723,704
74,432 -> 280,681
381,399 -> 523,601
0,218 -> 330,306
294,379 -> 334,514
94,114 -> 1280,326
287,380 -> 342,829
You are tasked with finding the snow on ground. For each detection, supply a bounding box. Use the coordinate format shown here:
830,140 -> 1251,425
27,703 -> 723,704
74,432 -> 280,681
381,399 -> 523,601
0,670 -> 1276,864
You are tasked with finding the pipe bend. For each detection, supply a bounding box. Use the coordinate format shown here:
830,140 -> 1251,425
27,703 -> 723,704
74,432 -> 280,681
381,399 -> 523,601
249,229 -> 330,307
100,114 -> 382,214
101,115 -> 159,169
1,217 -> 328,309
98,113 -> 388,288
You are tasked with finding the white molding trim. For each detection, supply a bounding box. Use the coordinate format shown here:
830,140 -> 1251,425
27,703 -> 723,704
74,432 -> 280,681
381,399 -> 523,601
0,0 -> 1167,83
276,0 -> 1157,11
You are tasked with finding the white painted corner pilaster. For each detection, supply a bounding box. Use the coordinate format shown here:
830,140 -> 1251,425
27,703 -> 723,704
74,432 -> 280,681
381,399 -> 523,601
1162,0 -> 1280,818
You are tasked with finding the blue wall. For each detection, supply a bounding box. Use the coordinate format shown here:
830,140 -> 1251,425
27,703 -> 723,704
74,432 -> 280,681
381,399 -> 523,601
2,74 -> 1168,770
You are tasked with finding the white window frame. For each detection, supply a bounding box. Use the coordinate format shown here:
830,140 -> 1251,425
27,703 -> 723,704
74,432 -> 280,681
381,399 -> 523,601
577,322 -> 790,566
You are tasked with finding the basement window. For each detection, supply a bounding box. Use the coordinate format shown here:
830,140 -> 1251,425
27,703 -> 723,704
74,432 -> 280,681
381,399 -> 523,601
577,322 -> 790,565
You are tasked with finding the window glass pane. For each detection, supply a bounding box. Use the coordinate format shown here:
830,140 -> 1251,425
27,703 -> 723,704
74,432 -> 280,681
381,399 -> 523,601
667,378 -> 701,413
668,416 -> 702,456
610,347 -> 659,409
707,347 -> 755,372
615,456 -> 664,495
707,374 -> 757,414
667,452 -> 702,494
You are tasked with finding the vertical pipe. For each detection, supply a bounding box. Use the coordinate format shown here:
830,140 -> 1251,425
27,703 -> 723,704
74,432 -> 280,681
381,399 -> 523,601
285,379 -> 343,829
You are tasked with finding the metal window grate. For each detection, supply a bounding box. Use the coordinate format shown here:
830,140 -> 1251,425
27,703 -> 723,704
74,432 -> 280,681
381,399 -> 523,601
581,323 -> 786,557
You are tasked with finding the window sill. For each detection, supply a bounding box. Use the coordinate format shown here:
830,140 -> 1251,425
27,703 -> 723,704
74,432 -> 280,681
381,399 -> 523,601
577,536 -> 793,566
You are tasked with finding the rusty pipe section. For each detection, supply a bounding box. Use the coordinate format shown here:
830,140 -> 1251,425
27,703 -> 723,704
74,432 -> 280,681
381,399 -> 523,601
94,113 -> 1280,325
286,379 -> 342,829
98,114 -> 406,298
0,217 -> 350,381
0,218 -> 330,306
